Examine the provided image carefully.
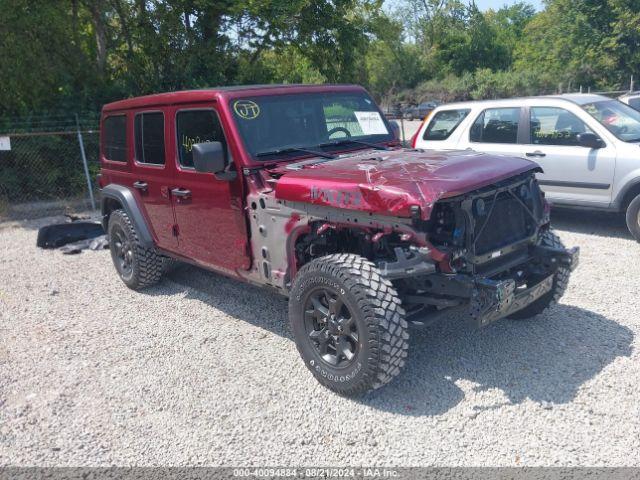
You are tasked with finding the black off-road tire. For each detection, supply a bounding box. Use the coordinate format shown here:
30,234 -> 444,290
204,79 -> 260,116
509,230 -> 570,320
162,257 -> 180,273
108,209 -> 164,290
289,254 -> 409,396
625,194 -> 640,242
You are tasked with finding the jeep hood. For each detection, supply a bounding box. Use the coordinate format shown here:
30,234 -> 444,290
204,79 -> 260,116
272,149 -> 540,220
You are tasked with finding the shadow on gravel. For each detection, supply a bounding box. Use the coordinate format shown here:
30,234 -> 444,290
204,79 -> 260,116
154,263 -> 633,417
551,207 -> 632,240
362,305 -> 634,416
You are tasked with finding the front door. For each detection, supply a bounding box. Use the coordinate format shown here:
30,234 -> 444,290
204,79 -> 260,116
522,106 -> 616,206
169,106 -> 249,273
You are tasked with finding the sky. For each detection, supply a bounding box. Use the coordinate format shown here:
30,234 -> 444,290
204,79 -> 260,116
474,0 -> 543,10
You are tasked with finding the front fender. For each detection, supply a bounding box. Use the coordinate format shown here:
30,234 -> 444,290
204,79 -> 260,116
100,184 -> 154,248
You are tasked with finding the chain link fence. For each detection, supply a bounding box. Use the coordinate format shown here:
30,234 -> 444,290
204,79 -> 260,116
0,114 -> 100,220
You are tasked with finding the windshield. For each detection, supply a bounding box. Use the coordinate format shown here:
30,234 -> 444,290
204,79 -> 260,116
581,99 -> 640,142
229,91 -> 393,160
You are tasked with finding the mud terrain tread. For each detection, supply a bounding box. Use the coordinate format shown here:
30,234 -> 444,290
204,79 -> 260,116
109,209 -> 164,290
291,254 -> 409,395
509,229 -> 570,320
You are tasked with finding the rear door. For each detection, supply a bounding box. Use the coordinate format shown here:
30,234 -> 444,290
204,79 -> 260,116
460,106 -> 525,158
169,105 -> 249,273
130,110 -> 178,251
521,105 -> 616,205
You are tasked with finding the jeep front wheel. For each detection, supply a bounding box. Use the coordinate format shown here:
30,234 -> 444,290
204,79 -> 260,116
288,254 -> 409,396
108,209 -> 164,290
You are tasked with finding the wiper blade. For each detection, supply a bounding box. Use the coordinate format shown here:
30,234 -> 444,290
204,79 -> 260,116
316,139 -> 390,150
255,146 -> 336,159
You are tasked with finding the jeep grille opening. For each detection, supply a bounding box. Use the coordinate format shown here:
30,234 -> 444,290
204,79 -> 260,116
427,174 -> 543,257
473,191 -> 534,254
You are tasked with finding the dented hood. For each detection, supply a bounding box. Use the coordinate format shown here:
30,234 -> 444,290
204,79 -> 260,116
273,149 -> 540,219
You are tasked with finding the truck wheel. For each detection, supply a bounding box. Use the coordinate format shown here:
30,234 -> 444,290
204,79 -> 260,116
509,230 -> 570,320
625,194 -> 640,242
108,209 -> 164,290
289,254 -> 409,396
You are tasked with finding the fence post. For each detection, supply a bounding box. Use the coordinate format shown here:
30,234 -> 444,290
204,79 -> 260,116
75,114 -> 96,210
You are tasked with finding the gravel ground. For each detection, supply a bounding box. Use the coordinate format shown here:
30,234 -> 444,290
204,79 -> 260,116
0,208 -> 639,467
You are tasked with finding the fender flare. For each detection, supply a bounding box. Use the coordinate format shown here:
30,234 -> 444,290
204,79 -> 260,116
614,177 -> 640,211
100,184 -> 154,248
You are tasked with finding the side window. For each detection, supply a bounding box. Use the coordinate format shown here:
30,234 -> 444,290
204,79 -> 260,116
134,112 -> 165,165
176,110 -> 227,168
423,109 -> 470,141
103,115 -> 127,162
470,107 -> 520,144
530,107 -> 594,146
628,98 -> 640,111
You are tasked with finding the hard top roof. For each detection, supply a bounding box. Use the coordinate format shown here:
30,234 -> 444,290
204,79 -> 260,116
102,83 -> 366,112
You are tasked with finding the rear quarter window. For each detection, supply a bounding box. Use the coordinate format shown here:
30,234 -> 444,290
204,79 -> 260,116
423,109 -> 470,141
102,115 -> 127,162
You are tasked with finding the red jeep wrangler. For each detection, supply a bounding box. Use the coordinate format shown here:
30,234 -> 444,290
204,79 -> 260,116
99,84 -> 579,395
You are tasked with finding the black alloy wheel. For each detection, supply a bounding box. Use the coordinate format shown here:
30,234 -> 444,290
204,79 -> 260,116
303,287 -> 358,368
111,224 -> 134,280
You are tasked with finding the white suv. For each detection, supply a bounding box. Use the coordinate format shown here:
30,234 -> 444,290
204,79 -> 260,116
411,94 -> 640,241
619,92 -> 640,111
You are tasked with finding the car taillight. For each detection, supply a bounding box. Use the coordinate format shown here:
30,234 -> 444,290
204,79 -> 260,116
410,112 -> 432,148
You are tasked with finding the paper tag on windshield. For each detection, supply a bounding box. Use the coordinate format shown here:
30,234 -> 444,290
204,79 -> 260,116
354,111 -> 388,135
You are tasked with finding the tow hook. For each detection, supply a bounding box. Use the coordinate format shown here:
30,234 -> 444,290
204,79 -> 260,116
535,245 -> 580,272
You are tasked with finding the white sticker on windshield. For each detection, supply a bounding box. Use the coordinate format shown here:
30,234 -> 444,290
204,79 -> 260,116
354,111 -> 388,135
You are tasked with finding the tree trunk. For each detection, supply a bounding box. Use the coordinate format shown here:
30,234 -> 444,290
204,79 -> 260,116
87,1 -> 107,73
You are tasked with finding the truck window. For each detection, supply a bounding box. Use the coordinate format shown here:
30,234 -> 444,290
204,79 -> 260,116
103,115 -> 127,162
470,107 -> 520,144
134,112 -> 165,165
423,109 -> 470,141
530,107 -> 593,146
176,110 -> 227,168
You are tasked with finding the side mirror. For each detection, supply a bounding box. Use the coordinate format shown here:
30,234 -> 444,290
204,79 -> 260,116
389,120 -> 401,140
577,132 -> 604,149
192,142 -> 237,181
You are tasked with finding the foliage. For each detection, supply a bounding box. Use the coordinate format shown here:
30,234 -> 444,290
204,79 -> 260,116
0,0 -> 638,114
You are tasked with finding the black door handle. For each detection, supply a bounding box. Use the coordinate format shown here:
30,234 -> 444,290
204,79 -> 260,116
525,151 -> 546,158
133,180 -> 148,191
171,187 -> 192,199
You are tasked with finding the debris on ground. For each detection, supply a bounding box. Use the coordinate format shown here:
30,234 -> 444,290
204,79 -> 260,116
36,221 -> 105,249
59,235 -> 109,254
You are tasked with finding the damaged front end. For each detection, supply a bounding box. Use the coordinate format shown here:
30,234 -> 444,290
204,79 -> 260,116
377,172 -> 579,327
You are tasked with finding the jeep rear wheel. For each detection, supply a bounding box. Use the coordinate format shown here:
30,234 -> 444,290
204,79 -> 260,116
289,254 -> 409,396
108,209 -> 164,290
508,230 -> 570,320
625,194 -> 640,242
